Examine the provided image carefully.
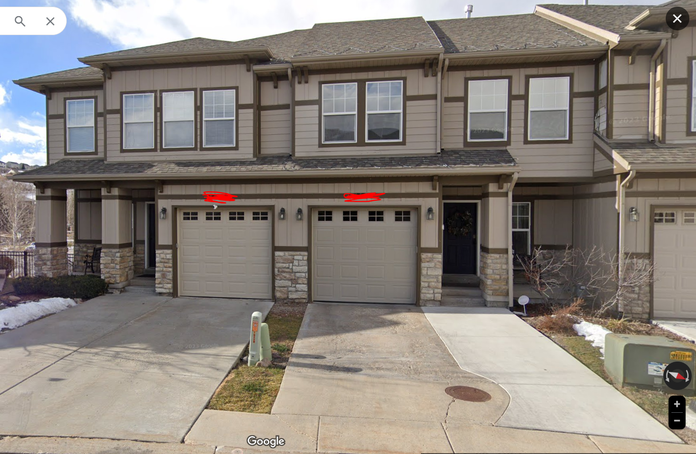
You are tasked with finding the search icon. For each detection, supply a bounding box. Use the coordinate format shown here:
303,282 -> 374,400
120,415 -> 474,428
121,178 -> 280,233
15,15 -> 25,26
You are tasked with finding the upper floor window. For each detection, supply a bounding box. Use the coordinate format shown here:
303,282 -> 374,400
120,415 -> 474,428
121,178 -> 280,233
66,99 -> 95,152
528,76 -> 570,141
162,91 -> 194,148
322,82 -> 357,143
366,81 -> 402,142
123,93 -> 154,149
468,79 -> 508,142
203,89 -> 236,148
692,60 -> 696,133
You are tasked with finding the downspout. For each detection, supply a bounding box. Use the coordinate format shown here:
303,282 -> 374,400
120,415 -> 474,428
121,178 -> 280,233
436,54 -> 444,153
618,169 -> 637,311
508,172 -> 520,308
649,39 -> 667,142
439,58 -> 449,155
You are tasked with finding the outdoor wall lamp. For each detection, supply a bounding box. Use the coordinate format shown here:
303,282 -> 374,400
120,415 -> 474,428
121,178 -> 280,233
629,207 -> 639,222
159,207 -> 167,220
296,208 -> 303,221
279,207 -> 286,220
427,207 -> 435,220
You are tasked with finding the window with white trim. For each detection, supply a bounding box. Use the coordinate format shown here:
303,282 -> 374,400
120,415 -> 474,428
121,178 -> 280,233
692,60 -> 696,132
343,210 -> 357,221
203,89 -> 235,147
366,80 -> 402,142
183,211 -> 198,221
512,202 -> 531,258
468,79 -> 508,142
206,212 -> 221,221
322,82 -> 357,143
123,93 -> 155,149
528,76 -> 570,141
66,99 -> 95,152
654,211 -> 677,224
684,212 -> 695,225
229,211 -> 244,221
318,210 -> 333,221
162,91 -> 194,148
252,211 -> 269,221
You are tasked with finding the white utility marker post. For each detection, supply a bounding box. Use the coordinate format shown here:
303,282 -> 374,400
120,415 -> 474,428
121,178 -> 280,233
249,311 -> 263,366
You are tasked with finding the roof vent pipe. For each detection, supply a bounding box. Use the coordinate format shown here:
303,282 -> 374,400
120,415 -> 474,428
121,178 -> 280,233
465,5 -> 473,18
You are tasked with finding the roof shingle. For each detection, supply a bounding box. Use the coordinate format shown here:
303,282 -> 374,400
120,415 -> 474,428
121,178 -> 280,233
611,142 -> 696,167
538,4 -> 657,36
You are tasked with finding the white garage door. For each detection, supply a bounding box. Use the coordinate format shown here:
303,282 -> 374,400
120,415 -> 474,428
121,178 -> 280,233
654,209 -> 696,319
178,208 -> 272,298
312,208 -> 417,304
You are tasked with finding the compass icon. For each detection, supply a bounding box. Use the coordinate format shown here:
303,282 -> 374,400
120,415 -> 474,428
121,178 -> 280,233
664,362 -> 692,391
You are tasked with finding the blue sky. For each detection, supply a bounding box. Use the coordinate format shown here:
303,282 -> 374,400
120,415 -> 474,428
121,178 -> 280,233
0,0 -> 658,166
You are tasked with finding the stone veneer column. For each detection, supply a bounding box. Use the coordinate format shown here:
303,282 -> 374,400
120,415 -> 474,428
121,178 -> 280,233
101,248 -> 133,287
619,256 -> 652,321
74,242 -> 101,274
275,251 -> 308,303
155,249 -> 173,295
480,251 -> 509,307
133,243 -> 146,275
420,252 -> 442,306
34,188 -> 68,277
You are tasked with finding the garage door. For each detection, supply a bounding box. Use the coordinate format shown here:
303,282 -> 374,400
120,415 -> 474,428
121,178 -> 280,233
312,208 -> 417,304
654,209 -> 696,319
178,208 -> 272,298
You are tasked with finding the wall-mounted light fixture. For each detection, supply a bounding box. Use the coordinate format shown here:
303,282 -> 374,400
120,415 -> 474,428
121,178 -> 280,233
629,207 -> 639,222
279,207 -> 286,220
427,207 -> 435,221
159,207 -> 167,220
296,207 -> 303,221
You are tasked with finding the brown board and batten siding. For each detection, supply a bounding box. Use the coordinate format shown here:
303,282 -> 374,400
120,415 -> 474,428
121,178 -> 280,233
104,64 -> 254,162
665,27 -> 696,143
573,181 -> 618,254
441,64 -> 596,180
294,69 -> 437,157
47,89 -> 105,164
611,55 -> 651,140
260,80 -> 292,156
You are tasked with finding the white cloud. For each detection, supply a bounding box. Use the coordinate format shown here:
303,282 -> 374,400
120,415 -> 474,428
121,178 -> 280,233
0,150 -> 46,167
0,83 -> 9,107
0,82 -> 46,166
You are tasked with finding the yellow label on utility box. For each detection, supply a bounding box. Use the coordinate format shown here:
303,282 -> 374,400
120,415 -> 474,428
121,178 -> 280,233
670,351 -> 693,361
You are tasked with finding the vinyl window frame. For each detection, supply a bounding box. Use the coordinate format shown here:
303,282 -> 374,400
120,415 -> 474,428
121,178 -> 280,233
525,74 -> 573,144
201,87 -> 238,149
121,91 -> 156,152
465,77 -> 511,146
321,82 -> 358,144
512,202 -> 531,258
65,97 -> 97,154
689,58 -> 696,135
365,80 -> 403,143
160,89 -> 196,150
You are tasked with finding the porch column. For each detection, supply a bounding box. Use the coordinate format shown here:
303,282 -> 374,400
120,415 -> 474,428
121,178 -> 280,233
101,187 -> 133,289
35,188 -> 68,277
480,184 -> 509,307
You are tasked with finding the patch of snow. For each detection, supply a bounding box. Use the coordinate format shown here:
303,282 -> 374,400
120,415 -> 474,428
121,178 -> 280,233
0,298 -> 76,331
573,320 -> 613,358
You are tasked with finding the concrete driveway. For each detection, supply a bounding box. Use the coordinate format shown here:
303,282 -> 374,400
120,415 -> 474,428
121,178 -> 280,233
0,293 -> 272,442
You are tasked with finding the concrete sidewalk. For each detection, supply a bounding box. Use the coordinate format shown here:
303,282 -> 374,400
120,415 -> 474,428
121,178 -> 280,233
653,320 -> 696,344
423,307 -> 681,443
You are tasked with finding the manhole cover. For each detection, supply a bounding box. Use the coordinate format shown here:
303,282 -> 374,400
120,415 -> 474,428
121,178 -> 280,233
445,386 -> 491,402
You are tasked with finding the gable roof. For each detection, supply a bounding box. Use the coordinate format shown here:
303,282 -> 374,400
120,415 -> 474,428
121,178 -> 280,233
13,66 -> 103,93
537,4 -> 660,37
428,14 -> 604,54
610,142 -> 696,170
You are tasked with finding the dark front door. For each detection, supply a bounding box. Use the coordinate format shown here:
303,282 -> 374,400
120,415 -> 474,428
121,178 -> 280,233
443,203 -> 477,274
147,204 -> 156,268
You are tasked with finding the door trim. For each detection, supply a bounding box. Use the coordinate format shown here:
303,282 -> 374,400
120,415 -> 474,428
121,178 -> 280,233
443,200 -> 481,276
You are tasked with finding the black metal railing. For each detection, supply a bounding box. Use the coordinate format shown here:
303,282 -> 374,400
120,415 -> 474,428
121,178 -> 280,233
0,250 -> 35,277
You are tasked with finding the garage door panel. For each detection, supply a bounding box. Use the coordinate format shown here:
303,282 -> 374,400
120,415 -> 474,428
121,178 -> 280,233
684,236 -> 696,248
315,284 -> 334,299
340,265 -> 360,279
340,284 -> 360,298
315,246 -> 334,260
341,229 -> 359,243
366,265 -> 385,279
316,265 -> 334,278
366,248 -> 385,261
682,257 -> 696,271
315,229 -> 334,243
682,277 -> 696,290
341,247 -> 359,260
366,285 -> 385,299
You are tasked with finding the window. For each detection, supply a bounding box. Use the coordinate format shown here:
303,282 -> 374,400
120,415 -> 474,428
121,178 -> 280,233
684,212 -> 695,225
692,60 -> 696,132
123,93 -> 155,149
66,99 -> 95,152
343,210 -> 358,221
318,210 -> 333,221
162,91 -> 194,148
654,211 -> 676,224
253,211 -> 269,221
512,202 -> 531,258
203,89 -> 235,147
368,211 -> 384,222
366,81 -> 402,142
528,76 -> 570,141
183,211 -> 198,221
206,212 -> 221,221
468,79 -> 508,142
322,82 -> 358,143
229,211 -> 244,221
395,210 -> 411,222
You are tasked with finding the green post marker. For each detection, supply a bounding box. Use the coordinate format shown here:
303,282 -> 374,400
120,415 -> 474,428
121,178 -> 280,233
260,322 -> 272,362
248,311 -> 263,366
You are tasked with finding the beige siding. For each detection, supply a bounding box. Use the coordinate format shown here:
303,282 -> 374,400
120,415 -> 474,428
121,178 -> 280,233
573,181 -> 618,254
260,81 -> 291,106
47,89 -> 105,164
667,27 -> 695,80
612,89 -> 649,140
76,190 -> 102,242
157,181 -> 438,248
442,64 -> 596,179
105,64 -> 254,161
443,186 -> 482,198
594,147 -> 613,173
534,199 -> 573,246
612,55 -> 651,85
664,27 -> 696,144
260,109 -> 291,155
665,85 -> 690,142
624,178 -> 696,254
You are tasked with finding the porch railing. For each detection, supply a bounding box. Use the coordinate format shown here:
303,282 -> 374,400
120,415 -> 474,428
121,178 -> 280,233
0,250 -> 35,277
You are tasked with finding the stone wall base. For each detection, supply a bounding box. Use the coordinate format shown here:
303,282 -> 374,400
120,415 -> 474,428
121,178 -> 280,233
35,246 -> 68,277
420,252 -> 443,306
155,249 -> 173,296
101,248 -> 134,286
620,257 -> 652,321
134,243 -> 145,276
480,251 -> 509,307
275,251 -> 308,303
74,243 -> 101,274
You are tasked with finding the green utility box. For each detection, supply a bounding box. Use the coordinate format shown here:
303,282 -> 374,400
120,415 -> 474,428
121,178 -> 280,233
605,334 -> 696,396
